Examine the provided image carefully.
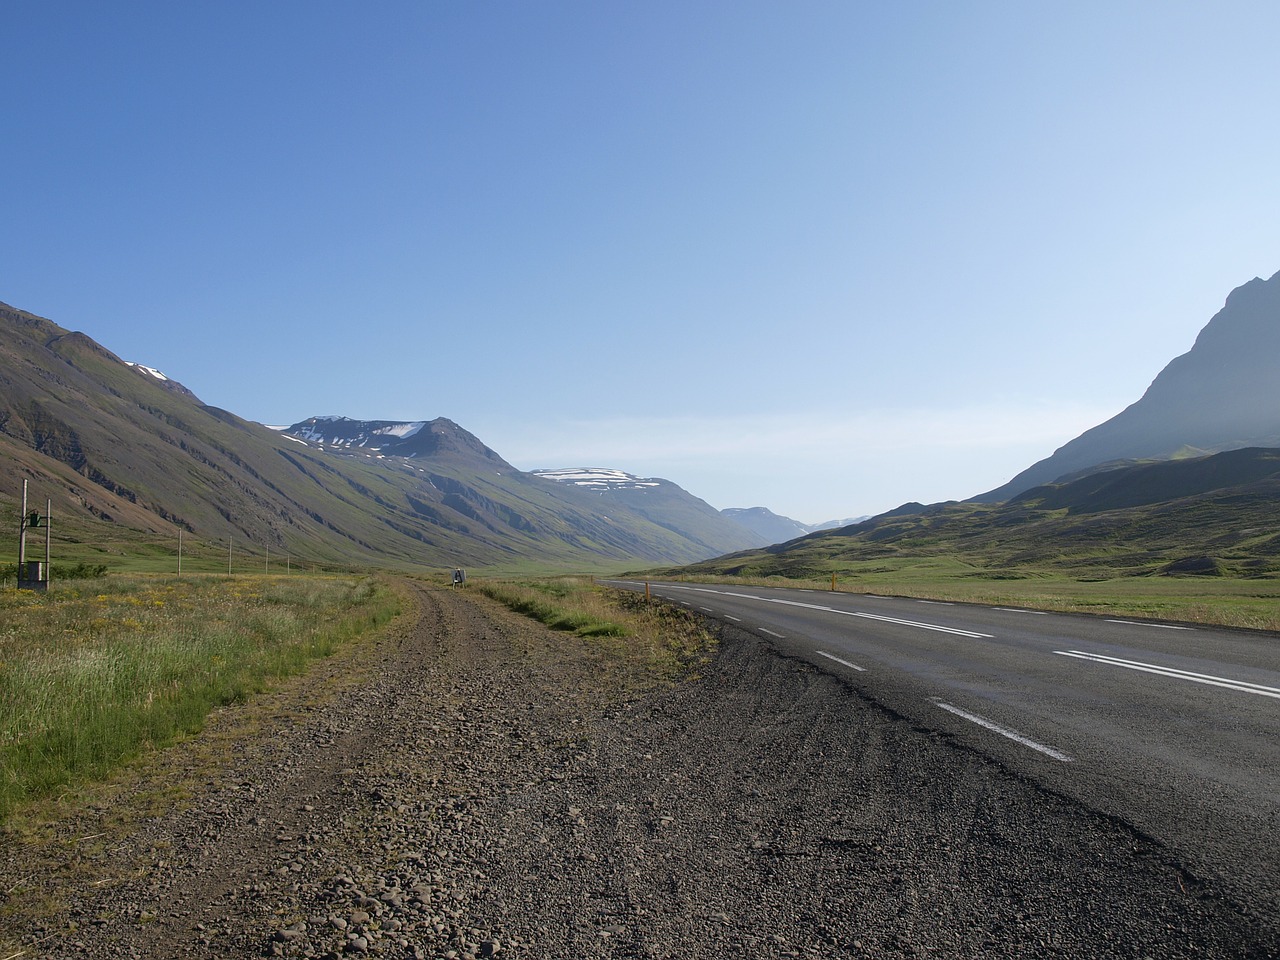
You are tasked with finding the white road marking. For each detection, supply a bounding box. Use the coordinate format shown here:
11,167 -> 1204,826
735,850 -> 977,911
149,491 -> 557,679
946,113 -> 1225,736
817,650 -> 865,672
699,607 -> 714,612
657,584 -> 994,639
1056,650 -> 1280,699
725,616 -> 742,622
993,608 -> 1049,615
932,699 -> 1073,762
760,628 -> 786,639
916,600 -> 954,606
1105,619 -> 1193,631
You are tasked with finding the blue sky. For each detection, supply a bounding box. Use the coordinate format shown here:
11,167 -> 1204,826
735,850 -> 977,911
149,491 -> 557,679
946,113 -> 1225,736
4,2 -> 1279,523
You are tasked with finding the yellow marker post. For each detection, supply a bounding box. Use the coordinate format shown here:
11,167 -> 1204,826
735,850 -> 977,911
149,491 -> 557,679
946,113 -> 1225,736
831,573 -> 837,591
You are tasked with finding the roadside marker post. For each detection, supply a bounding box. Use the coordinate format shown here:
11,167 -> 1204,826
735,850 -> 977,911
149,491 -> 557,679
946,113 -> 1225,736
831,574 -> 837,591
645,581 -> 651,601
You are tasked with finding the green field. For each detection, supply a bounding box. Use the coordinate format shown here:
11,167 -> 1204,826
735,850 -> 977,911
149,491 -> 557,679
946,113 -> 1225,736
0,573 -> 398,821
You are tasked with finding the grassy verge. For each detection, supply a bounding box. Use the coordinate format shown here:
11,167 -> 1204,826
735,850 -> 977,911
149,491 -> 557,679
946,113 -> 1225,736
474,577 -> 716,681
0,573 -> 398,821
647,565 -> 1280,632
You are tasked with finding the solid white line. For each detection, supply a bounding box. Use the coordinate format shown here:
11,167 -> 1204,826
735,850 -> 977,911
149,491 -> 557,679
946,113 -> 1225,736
817,650 -> 866,672
1105,619 -> 1193,631
849,609 -> 993,639
661,585 -> 995,639
1056,650 -> 1280,699
932,700 -> 1073,762
760,628 -> 786,638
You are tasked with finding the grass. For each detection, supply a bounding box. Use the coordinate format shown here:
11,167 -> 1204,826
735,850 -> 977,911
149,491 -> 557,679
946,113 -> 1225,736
474,576 -> 716,682
476,577 -> 631,637
0,572 -> 399,821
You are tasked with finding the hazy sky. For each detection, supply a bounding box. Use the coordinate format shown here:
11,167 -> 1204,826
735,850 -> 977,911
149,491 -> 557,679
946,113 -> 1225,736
5,2 -> 1279,523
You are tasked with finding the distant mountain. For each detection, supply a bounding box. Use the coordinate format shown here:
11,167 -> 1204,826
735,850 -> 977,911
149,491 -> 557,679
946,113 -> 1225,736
807,516 -> 873,532
0,301 -> 765,571
279,416 -> 508,464
669,446 -> 1280,580
720,507 -> 810,545
977,269 -> 1280,502
532,468 -> 764,552
720,508 -> 874,545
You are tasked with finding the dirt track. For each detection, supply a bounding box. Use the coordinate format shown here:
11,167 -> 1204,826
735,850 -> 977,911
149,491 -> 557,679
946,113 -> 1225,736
2,581 -> 1275,959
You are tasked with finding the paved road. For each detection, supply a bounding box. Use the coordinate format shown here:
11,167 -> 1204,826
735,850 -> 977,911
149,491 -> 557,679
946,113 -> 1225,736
602,579 -> 1280,916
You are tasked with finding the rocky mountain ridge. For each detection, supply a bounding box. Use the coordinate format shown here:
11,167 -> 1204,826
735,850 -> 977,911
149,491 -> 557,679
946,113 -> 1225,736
977,268 -> 1280,502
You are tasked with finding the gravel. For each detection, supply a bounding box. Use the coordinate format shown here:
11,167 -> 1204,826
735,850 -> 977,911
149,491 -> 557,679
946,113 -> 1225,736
2,581 -> 1274,959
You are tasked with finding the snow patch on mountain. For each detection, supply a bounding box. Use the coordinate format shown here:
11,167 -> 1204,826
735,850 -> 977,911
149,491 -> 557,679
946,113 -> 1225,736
374,421 -> 427,439
124,361 -> 169,382
534,468 -> 662,489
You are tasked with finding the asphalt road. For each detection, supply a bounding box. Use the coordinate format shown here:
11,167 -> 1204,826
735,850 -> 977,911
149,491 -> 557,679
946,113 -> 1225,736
602,578 -> 1280,920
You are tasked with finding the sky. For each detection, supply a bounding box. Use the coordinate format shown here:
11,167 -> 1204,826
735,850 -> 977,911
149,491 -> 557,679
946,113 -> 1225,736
4,2 -> 1280,524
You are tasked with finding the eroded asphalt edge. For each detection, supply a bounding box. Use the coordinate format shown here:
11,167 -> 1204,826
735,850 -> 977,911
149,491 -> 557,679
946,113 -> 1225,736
0,580 -> 1274,959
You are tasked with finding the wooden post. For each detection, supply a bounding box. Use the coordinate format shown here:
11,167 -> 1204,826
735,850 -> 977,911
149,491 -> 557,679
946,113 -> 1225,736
645,581 -> 651,601
831,573 -> 837,591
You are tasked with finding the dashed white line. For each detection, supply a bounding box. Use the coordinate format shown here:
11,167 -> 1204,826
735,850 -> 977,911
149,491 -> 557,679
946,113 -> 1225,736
760,628 -> 786,639
1056,650 -> 1280,699
916,600 -> 954,606
993,608 -> 1049,615
725,616 -> 742,622
932,699 -> 1073,762
817,650 -> 865,672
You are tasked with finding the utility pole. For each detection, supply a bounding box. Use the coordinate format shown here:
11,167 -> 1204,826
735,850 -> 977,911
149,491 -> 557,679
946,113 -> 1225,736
18,479 -> 27,572
16,481 -> 48,591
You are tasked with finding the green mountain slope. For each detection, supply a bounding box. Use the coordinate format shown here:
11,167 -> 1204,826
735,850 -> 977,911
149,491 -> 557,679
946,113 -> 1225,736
672,447 -> 1280,580
0,301 -> 756,571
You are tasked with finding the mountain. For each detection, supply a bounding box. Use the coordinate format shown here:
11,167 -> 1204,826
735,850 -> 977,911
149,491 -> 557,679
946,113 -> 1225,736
720,507 -> 811,545
0,301 -> 763,571
531,468 -> 764,552
807,516 -> 873,532
668,446 -> 1280,580
720,508 -> 875,545
977,269 -> 1280,502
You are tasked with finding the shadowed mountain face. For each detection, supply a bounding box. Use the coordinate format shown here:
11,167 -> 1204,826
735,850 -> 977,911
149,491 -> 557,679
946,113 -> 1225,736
977,269 -> 1280,502
0,301 -> 761,570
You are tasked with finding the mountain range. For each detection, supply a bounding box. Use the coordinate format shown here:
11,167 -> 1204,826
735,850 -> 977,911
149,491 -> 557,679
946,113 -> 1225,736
4,267 -> 1277,577
720,507 -> 871,544
0,302 -> 763,572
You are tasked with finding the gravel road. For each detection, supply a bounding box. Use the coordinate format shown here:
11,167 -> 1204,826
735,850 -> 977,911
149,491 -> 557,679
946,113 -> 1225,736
2,580 -> 1275,959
